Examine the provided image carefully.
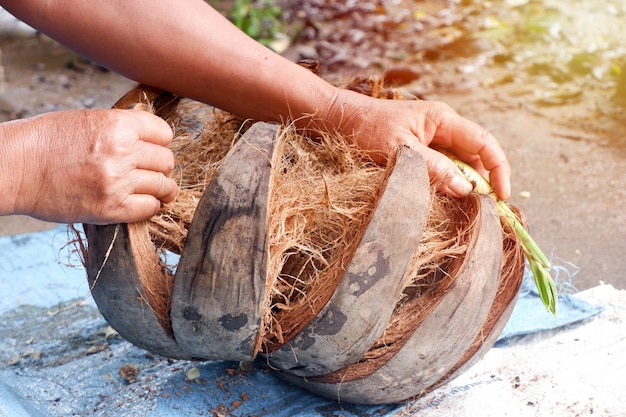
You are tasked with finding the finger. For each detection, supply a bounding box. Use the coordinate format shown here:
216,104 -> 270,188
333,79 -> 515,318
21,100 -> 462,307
107,194 -> 164,224
488,163 -> 511,201
124,109 -> 175,147
417,145 -> 473,198
132,170 -> 179,203
429,108 -> 511,200
134,140 -> 176,175
447,126 -> 510,199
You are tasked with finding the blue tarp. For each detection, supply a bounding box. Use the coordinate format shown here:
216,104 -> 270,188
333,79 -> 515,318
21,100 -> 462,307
0,225 -> 603,416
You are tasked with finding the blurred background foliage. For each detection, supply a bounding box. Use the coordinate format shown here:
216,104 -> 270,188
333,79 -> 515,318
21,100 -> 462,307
210,0 -> 288,48
211,0 -> 626,125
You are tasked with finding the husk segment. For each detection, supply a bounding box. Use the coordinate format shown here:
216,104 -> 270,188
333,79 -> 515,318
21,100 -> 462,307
118,89 -> 247,336
309,192 -> 477,383
427,209 -> 526,390
261,144 -> 431,377
261,129 -> 387,353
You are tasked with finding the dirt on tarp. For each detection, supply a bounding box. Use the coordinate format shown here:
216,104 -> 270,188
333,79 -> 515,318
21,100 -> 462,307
1,0 -> 626,291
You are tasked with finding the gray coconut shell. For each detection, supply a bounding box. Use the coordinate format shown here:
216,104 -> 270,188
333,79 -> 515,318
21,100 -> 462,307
275,195 -> 503,404
262,146 -> 431,376
170,122 -> 277,361
85,223 -> 195,359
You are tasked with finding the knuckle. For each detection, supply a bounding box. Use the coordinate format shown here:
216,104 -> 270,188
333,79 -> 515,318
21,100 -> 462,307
428,100 -> 454,115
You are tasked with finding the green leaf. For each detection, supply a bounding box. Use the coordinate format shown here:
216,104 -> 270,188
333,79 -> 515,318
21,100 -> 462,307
530,258 -> 558,315
453,159 -> 557,314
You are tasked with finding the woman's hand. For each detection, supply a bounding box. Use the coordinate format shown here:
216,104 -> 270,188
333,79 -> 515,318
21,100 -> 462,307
320,88 -> 511,200
0,108 -> 178,224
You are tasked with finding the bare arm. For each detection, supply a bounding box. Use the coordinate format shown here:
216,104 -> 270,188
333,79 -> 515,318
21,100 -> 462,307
1,0 -> 510,224
2,0 -> 332,125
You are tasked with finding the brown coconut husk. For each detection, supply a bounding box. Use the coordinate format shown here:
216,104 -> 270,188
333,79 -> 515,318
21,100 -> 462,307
145,108 -> 251,331
309,192 -> 477,383
427,213 -> 525,389
260,128 -> 387,352
89,72 -> 517,364
367,193 -> 476,345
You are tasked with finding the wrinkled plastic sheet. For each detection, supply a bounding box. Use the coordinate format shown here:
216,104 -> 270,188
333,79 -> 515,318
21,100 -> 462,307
0,225 -> 611,417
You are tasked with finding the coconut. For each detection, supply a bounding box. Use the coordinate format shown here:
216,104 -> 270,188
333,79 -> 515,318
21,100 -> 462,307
80,81 -> 526,404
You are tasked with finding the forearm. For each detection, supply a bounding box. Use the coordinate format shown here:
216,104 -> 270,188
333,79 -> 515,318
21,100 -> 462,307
2,0 -> 339,125
0,120 -> 35,216
1,0 -> 512,200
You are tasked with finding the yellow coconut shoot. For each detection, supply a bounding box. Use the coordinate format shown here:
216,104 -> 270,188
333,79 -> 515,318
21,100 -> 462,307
453,160 -> 558,315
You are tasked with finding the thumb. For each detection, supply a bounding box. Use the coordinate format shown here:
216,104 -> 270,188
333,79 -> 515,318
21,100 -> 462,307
417,145 -> 473,197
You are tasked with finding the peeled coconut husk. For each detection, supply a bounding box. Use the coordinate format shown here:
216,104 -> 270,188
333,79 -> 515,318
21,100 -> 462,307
427,207 -> 526,389
275,194 -> 504,404
84,221 -> 194,359
170,121 -> 278,360
83,77 -> 524,402
260,129 -> 389,354
261,144 -> 431,376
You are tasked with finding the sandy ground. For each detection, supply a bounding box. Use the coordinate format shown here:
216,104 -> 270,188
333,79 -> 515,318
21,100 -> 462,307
1,27 -> 624,292
447,91 -> 626,291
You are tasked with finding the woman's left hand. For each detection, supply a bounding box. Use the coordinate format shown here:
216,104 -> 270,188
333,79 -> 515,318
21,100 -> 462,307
321,88 -> 511,200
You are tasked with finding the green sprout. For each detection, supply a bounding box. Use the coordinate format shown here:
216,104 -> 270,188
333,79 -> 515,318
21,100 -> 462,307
453,160 -> 558,315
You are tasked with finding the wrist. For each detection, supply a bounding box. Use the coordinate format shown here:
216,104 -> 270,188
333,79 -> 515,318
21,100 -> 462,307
294,86 -> 362,137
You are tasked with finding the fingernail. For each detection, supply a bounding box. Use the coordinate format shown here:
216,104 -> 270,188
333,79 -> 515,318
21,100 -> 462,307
498,181 -> 511,200
502,184 -> 511,200
450,175 -> 473,196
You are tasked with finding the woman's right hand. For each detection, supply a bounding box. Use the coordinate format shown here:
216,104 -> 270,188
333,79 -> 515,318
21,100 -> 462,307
0,108 -> 178,224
